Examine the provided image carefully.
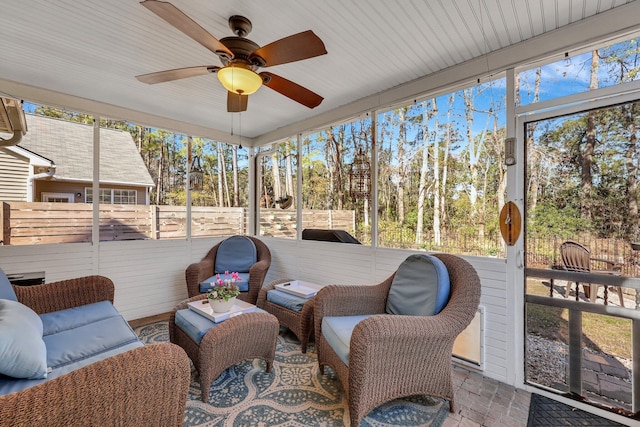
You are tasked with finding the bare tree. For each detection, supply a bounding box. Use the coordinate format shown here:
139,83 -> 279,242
581,50 -> 599,219
232,145 -> 239,206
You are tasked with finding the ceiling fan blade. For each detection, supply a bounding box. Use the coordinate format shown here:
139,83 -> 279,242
136,66 -> 219,84
140,0 -> 233,59
249,30 -> 327,67
227,92 -> 248,112
260,72 -> 323,109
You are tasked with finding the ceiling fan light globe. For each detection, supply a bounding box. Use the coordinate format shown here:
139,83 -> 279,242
217,66 -> 262,95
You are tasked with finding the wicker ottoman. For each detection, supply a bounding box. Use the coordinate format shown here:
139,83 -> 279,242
169,295 -> 279,403
256,278 -> 319,353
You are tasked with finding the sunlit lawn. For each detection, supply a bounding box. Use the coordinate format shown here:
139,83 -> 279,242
527,279 -> 632,360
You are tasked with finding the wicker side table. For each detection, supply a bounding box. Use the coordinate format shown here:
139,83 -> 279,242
169,295 -> 279,403
257,278 -> 319,353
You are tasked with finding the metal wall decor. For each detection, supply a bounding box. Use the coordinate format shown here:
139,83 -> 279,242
349,148 -> 371,200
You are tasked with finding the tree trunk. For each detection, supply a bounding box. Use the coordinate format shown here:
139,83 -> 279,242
416,100 -> 435,246
232,145 -> 239,206
397,107 -> 408,224
217,145 -> 224,207
463,88 -> 480,234
527,68 -> 541,220
581,50 -> 599,219
624,103 -> 639,239
285,144 -> 295,209
270,151 -> 282,203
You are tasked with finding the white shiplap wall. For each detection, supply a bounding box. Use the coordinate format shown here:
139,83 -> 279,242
261,237 -> 510,382
0,236 -> 512,383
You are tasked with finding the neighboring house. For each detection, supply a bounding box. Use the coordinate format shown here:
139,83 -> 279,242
0,114 -> 154,204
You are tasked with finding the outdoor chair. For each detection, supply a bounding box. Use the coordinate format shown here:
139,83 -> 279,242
560,240 -> 624,307
314,253 -> 481,426
185,235 -> 271,304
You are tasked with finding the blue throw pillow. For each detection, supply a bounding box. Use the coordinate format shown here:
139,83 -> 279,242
0,268 -> 18,301
0,299 -> 48,379
385,254 -> 450,316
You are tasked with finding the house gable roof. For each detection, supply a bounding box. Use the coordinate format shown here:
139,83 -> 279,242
19,114 -> 154,187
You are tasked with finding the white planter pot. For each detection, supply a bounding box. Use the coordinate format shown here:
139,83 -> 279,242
210,296 -> 236,313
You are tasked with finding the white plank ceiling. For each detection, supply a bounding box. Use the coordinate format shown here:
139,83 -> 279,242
0,0 -> 637,143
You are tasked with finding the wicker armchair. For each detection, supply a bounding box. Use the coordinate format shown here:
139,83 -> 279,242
185,236 -> 271,304
0,276 -> 190,427
314,253 -> 481,427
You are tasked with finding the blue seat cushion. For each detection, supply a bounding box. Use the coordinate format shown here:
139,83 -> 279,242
44,315 -> 140,369
266,289 -> 308,313
0,299 -> 48,379
321,315 -> 372,366
175,306 -> 267,344
199,272 -> 249,293
40,301 -> 120,336
214,236 -> 257,274
385,254 -> 450,316
0,268 -> 18,301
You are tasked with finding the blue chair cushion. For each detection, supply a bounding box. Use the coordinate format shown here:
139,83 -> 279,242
0,299 -> 48,379
214,236 -> 257,274
266,289 -> 308,313
199,272 -> 249,293
385,254 -> 450,316
175,306 -> 267,344
322,315 -> 372,366
39,301 -> 120,336
0,268 -> 18,301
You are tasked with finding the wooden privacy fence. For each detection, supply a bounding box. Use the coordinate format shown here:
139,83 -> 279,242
0,202 -> 355,245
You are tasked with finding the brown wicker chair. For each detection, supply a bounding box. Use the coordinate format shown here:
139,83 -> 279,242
560,240 -> 624,306
314,253 -> 481,427
185,236 -> 271,304
257,278 -> 317,353
0,276 -> 190,427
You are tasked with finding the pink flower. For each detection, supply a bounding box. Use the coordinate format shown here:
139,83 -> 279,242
216,279 -> 223,285
225,270 -> 229,276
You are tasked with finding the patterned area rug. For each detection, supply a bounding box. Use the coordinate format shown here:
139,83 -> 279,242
134,321 -> 449,427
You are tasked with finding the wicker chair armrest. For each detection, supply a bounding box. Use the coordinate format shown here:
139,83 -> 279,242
352,313 -> 462,345
0,343 -> 190,427
185,258 -> 215,297
249,259 -> 270,277
13,275 -> 114,315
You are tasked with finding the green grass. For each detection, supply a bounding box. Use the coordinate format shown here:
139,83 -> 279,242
526,279 -> 632,360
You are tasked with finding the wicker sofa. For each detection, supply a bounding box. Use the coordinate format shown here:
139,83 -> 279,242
0,273 -> 190,427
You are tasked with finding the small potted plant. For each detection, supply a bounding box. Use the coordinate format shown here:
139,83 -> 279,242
207,271 -> 241,313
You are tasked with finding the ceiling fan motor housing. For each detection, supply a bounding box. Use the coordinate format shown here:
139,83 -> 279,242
218,36 -> 263,69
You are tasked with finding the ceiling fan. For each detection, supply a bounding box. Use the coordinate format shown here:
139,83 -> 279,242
136,0 -> 327,112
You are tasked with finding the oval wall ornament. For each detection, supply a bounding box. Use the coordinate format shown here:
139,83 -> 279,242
499,201 -> 521,246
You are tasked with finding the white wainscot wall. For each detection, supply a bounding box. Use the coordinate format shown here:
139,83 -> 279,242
0,236 -> 511,385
